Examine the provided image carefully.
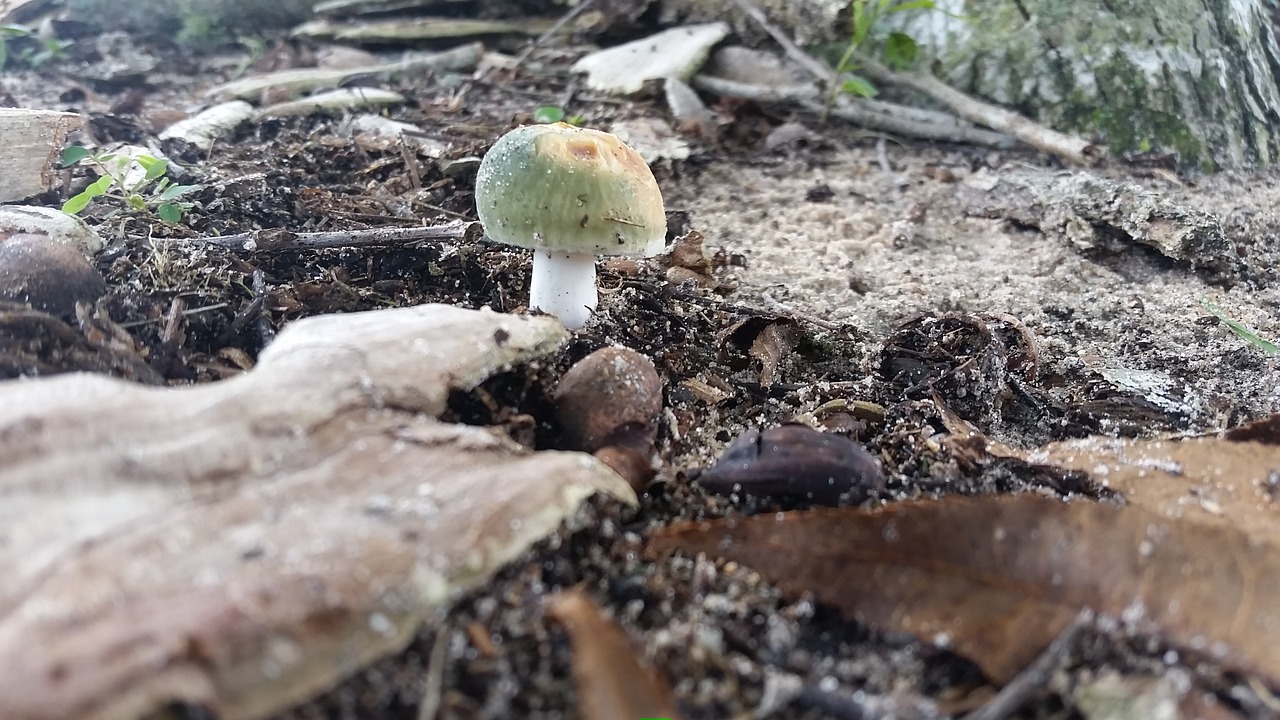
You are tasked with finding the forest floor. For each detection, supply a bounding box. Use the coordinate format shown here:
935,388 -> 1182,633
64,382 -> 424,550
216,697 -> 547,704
3,11 -> 1280,720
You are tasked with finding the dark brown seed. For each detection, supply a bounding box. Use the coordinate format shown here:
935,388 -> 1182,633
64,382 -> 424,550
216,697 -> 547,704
696,424 -> 884,506
554,347 -> 663,452
0,233 -> 106,317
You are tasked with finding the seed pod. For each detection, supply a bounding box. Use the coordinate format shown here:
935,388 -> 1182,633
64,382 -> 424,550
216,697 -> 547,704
554,347 -> 663,452
697,425 -> 884,506
0,233 -> 106,317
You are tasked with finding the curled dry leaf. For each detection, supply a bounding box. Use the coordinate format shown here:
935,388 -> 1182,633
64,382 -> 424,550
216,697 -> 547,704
0,304 -> 636,720
648,494 -> 1280,686
546,588 -> 680,720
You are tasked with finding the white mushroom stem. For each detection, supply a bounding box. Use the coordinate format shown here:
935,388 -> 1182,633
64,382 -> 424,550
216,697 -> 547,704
529,250 -> 598,330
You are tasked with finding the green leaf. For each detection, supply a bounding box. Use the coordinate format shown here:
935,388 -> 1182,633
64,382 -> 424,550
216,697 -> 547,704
127,193 -> 146,210
85,175 -> 114,197
159,184 -> 199,200
59,145 -> 92,167
565,114 -> 586,127
532,105 -> 565,124
136,155 -> 169,180
1201,298 -> 1279,354
61,192 -> 93,215
884,32 -> 918,69
841,75 -> 879,98
156,203 -> 183,223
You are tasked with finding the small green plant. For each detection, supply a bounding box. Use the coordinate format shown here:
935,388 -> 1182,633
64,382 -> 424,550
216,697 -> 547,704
532,106 -> 585,126
1201,297 -> 1279,354
0,24 -> 71,69
828,0 -> 943,104
60,146 -> 199,223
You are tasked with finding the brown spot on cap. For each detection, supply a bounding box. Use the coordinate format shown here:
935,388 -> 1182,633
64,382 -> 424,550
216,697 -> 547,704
565,139 -> 601,162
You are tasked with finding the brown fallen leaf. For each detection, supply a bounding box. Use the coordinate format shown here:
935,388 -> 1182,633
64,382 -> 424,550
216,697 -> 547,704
648,494 -> 1280,686
0,304 -> 636,720
1024,435 -> 1280,539
546,588 -> 680,720
938,404 -> 1280,542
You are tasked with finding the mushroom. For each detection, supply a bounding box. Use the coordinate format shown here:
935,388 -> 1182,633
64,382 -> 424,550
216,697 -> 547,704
474,122 -> 667,330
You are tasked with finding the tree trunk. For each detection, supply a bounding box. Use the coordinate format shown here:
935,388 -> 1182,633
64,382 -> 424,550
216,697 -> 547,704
666,0 -> 1280,170
900,0 -> 1280,170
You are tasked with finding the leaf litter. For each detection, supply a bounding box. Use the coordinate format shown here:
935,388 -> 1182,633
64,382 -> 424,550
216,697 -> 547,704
653,412 -> 1280,702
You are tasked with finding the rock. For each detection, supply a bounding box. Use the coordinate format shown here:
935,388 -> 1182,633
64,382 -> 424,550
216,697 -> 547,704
0,206 -> 103,256
571,22 -> 729,95
0,234 -> 106,317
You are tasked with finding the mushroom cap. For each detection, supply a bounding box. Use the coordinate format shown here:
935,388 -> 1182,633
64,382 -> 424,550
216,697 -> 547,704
474,123 -> 667,256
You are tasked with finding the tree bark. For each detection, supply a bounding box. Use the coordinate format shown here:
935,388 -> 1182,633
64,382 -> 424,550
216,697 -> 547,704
900,0 -> 1280,170
666,0 -> 1280,170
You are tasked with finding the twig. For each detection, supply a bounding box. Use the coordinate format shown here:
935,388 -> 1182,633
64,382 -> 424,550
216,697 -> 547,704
692,74 -> 1013,147
152,296 -> 187,376
857,56 -> 1103,166
875,138 -> 908,189
759,293 -> 847,332
797,682 -> 940,719
511,0 -> 596,71
726,0 -> 836,84
416,627 -> 452,720
184,221 -> 481,252
803,99 -> 1014,148
965,608 -> 1094,720
251,270 -> 275,347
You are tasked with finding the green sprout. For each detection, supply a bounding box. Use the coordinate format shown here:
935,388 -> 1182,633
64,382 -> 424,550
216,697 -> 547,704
1200,297 -> 1278,355
0,23 -> 71,69
532,106 -> 585,126
827,0 -> 947,106
60,146 -> 199,223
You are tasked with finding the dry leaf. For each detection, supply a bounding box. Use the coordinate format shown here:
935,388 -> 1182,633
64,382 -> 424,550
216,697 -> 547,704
546,588 -> 680,720
1024,436 -> 1280,538
0,304 -> 636,720
648,494 -> 1280,685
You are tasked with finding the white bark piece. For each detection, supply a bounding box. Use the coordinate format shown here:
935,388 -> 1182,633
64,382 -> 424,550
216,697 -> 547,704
0,304 -> 637,720
159,100 -> 256,151
256,87 -> 404,118
292,16 -> 555,42
0,108 -> 83,203
0,205 -> 103,255
207,43 -> 483,100
571,22 -> 729,95
346,114 -> 448,158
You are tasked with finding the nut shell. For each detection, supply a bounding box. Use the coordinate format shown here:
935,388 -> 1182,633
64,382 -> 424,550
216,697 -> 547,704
553,347 -> 663,452
0,233 -> 106,317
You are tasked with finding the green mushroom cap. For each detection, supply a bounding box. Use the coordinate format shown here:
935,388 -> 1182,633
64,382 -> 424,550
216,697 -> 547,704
474,123 -> 667,256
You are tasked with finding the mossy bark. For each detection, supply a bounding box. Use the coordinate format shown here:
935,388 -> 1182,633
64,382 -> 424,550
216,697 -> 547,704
900,0 -> 1280,170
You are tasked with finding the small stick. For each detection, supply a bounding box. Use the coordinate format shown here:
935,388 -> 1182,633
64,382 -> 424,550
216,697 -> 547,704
759,292 -> 847,333
726,0 -> 836,84
186,221 -> 481,253
857,56 -> 1103,166
251,270 -> 275,348
416,627 -> 452,720
153,296 -> 187,375
966,608 -> 1094,720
